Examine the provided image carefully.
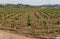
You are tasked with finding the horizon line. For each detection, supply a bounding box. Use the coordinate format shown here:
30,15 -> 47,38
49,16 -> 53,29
0,3 -> 60,6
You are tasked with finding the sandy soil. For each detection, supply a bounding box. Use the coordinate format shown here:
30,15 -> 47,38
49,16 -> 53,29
0,30 -> 35,39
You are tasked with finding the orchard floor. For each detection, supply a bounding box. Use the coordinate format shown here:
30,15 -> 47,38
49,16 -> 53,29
0,30 -> 35,39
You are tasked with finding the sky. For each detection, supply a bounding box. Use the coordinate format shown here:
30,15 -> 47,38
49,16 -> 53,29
0,0 -> 60,5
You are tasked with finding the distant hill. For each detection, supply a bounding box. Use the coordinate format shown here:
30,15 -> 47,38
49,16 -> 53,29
39,4 -> 60,8
0,4 -> 60,8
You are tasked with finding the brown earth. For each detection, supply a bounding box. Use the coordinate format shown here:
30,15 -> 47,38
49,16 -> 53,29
0,30 -> 35,39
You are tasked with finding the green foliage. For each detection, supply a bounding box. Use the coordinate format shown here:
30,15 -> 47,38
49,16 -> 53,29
42,21 -> 47,25
0,20 -> 2,24
27,15 -> 31,26
0,15 -> 1,17
34,13 -> 39,19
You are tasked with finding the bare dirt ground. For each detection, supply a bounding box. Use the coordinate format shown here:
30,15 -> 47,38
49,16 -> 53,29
0,30 -> 35,39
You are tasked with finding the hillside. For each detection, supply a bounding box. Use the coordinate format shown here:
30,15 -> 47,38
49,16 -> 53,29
0,6 -> 60,39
